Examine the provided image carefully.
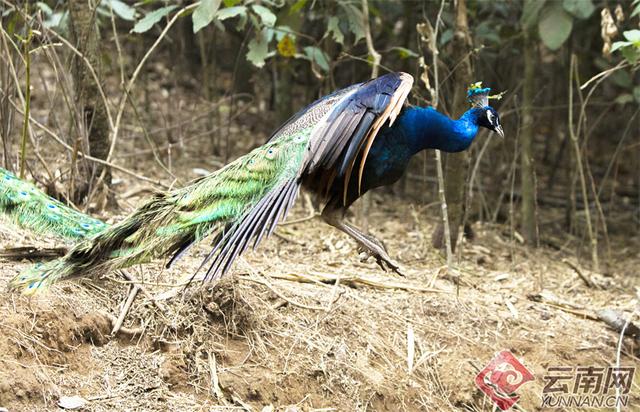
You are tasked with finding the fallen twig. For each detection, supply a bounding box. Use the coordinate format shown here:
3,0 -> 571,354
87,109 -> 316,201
207,351 -> 226,401
100,311 -> 145,338
562,258 -> 596,288
273,230 -> 304,245
117,271 -> 168,315
527,290 -> 598,320
0,246 -> 67,259
598,309 -> 640,341
267,271 -> 450,294
279,212 -> 318,226
240,276 -> 328,311
111,284 -> 140,335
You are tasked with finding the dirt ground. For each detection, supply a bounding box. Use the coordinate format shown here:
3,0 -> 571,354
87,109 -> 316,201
0,183 -> 639,411
0,52 -> 638,411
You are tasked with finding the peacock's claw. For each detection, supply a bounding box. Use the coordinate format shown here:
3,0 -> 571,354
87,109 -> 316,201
380,256 -> 406,277
358,245 -> 405,277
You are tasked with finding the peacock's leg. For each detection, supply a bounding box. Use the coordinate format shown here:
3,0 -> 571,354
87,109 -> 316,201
321,201 -> 404,275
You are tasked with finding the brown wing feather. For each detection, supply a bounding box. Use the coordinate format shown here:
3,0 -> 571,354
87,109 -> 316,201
355,73 -> 413,193
302,73 -> 414,207
337,73 -> 414,202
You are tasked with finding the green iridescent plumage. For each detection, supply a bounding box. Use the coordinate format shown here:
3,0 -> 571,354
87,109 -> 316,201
9,127 -> 312,294
7,72 -> 428,294
0,168 -> 107,241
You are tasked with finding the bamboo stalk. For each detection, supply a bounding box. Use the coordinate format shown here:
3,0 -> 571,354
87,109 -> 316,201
18,7 -> 31,179
435,149 -> 452,269
569,54 -> 598,271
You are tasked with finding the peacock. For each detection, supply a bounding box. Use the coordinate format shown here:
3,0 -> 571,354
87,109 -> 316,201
3,73 -> 503,294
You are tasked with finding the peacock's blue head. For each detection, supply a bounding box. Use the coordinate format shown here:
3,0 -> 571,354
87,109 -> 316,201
467,82 -> 504,138
476,106 -> 503,138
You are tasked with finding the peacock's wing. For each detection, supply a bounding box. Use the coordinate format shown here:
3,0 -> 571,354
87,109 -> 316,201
198,72 -> 412,277
300,72 -> 413,203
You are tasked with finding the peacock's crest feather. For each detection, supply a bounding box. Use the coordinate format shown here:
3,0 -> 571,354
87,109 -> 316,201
467,82 -> 505,108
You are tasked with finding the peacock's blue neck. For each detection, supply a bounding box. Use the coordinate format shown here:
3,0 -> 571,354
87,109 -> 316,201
349,105 -> 486,201
395,106 -> 482,154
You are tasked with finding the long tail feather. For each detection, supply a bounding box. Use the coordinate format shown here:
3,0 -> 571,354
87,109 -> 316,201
8,129 -> 310,294
0,168 -> 108,241
8,260 -> 73,295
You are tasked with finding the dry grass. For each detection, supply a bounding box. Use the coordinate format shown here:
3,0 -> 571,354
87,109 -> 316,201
0,43 -> 638,412
0,189 -> 639,411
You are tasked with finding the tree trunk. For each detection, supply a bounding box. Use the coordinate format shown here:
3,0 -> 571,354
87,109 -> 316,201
69,0 -> 112,206
520,31 -> 537,245
274,60 -> 294,126
432,0 -> 472,252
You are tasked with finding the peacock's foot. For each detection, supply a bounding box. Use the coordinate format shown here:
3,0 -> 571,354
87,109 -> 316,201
357,239 -> 405,277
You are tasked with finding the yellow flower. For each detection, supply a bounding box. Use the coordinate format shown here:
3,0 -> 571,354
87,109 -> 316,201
277,35 -> 296,58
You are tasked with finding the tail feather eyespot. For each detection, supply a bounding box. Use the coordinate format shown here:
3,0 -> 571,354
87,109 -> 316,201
266,148 -> 277,159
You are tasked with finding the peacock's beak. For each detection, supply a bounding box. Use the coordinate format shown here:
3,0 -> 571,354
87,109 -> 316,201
494,125 -> 504,138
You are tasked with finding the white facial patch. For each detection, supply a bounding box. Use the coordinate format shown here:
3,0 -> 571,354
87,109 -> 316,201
486,109 -> 496,125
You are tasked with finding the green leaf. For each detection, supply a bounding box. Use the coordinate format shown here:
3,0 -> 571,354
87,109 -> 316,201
391,46 -> 418,59
521,0 -> 546,29
43,11 -> 67,30
132,5 -> 177,33
193,0 -> 221,33
538,3 -> 573,50
621,46 -> 640,65
252,5 -> 276,27
327,16 -> 344,45
290,0 -> 308,13
623,30 -> 640,42
303,46 -> 330,72
615,93 -> 633,105
217,6 -> 246,21
223,0 -> 241,6
246,28 -> 269,68
634,86 -> 640,103
270,25 -> 294,42
105,0 -> 136,21
36,2 -> 53,15
475,21 -> 501,44
562,0 -> 594,20
341,3 -> 365,43
439,29 -> 454,45
610,69 -> 632,88
611,41 -> 631,53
